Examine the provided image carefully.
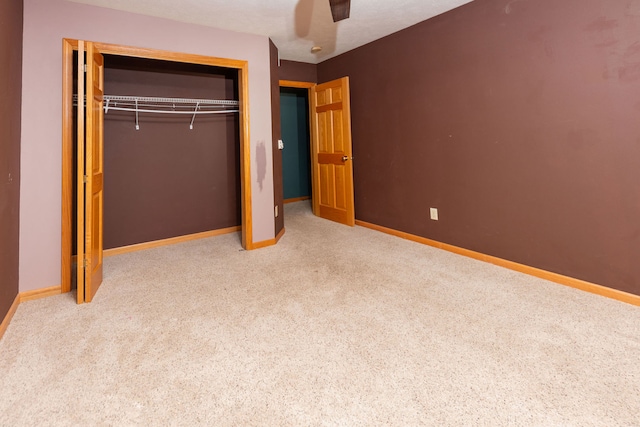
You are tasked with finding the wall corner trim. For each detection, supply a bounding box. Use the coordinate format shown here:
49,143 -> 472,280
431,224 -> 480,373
0,294 -> 20,342
20,285 -> 63,303
0,286 -> 63,341
355,220 -> 640,307
250,237 -> 277,250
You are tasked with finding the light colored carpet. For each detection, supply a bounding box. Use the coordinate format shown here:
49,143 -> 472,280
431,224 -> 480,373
1,201 -> 639,426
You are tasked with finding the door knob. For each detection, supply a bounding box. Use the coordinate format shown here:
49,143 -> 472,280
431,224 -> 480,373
341,155 -> 353,162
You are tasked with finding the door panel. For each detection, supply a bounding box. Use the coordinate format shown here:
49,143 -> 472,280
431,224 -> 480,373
76,42 -> 86,304
335,166 -> 347,210
331,87 -> 342,102
318,112 -> 330,152
319,164 -> 333,206
310,77 -> 355,226
333,110 -> 345,153
85,41 -> 105,302
75,41 -> 105,303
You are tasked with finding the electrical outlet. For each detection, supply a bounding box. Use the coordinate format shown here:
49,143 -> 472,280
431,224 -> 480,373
430,207 -> 439,221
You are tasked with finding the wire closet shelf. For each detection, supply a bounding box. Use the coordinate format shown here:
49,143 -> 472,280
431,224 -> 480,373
73,94 -> 240,129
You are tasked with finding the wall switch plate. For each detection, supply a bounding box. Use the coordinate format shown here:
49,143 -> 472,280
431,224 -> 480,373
278,139 -> 284,150
430,207 -> 438,220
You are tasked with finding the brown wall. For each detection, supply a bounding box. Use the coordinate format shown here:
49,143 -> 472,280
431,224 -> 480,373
0,0 -> 23,321
279,60 -> 317,83
318,0 -> 640,296
271,41 -> 284,236
103,57 -> 240,249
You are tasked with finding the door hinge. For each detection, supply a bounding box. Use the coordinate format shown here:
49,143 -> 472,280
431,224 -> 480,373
83,175 -> 88,183
83,64 -> 87,73
83,258 -> 89,269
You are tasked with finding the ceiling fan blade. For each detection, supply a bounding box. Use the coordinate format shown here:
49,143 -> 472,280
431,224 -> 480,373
329,0 -> 351,22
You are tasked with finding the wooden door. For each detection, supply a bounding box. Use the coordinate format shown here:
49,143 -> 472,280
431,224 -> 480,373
76,41 -> 105,303
310,77 -> 355,226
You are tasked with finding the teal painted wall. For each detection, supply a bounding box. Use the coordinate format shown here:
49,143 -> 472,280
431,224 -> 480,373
280,88 -> 311,200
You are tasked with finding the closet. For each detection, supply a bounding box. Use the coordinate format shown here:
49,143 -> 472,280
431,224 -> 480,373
62,40 -> 253,304
100,56 -> 241,249
70,50 -> 242,294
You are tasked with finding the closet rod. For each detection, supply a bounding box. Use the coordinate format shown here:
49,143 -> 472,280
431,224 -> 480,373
105,95 -> 238,106
104,106 -> 239,115
73,94 -> 239,130
73,94 -> 239,114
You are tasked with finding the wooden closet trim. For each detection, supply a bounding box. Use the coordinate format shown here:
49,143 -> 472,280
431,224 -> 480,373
103,226 -> 241,257
279,80 -> 315,89
61,39 -> 74,293
61,39 -> 253,294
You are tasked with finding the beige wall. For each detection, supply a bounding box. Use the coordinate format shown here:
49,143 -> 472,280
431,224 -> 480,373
21,0 -> 275,292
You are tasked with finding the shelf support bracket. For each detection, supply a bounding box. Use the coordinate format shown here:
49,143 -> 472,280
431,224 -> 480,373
189,102 -> 201,130
135,98 -> 140,130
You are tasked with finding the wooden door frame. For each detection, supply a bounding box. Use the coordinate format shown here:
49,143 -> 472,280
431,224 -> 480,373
278,80 -> 316,212
61,39 -> 253,294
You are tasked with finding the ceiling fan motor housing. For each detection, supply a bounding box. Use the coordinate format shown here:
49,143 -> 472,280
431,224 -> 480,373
329,0 -> 351,22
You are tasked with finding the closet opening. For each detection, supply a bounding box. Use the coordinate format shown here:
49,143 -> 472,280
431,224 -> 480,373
101,55 -> 240,251
280,86 -> 312,204
62,40 -> 252,299
278,80 -> 315,224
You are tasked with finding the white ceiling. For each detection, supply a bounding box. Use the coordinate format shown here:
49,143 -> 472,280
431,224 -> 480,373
67,0 -> 473,64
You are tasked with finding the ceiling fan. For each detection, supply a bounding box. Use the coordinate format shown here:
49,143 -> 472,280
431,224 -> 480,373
329,0 -> 351,22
